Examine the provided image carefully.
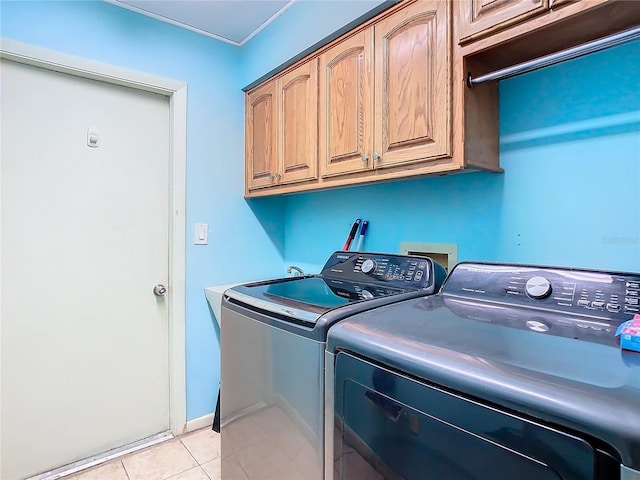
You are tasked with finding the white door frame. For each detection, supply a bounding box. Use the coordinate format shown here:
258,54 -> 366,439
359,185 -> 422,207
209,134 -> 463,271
0,38 -> 188,436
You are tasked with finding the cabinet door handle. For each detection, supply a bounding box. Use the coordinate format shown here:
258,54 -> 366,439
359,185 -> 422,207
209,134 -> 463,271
275,173 -> 282,181
373,152 -> 381,162
361,154 -> 369,163
269,173 -> 275,181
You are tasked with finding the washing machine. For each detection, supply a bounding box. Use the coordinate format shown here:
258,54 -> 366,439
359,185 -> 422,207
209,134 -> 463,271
220,251 -> 446,480
326,261 -> 640,480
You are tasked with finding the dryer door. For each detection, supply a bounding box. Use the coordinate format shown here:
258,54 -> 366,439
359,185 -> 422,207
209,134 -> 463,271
333,352 -> 596,480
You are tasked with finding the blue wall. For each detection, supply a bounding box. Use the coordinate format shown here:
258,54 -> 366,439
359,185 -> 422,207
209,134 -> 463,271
496,42 -> 639,269
278,43 -> 640,274
0,0 -> 286,421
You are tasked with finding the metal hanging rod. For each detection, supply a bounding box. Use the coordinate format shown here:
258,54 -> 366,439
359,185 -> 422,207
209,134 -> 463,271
466,25 -> 640,88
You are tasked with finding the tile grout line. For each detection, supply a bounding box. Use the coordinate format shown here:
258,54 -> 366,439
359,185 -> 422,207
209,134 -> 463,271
178,431 -> 219,479
201,465 -> 213,480
175,437 -> 213,479
168,438 -> 217,480
120,460 -> 131,480
163,465 -> 207,480
179,437 -> 201,465
158,440 -> 201,480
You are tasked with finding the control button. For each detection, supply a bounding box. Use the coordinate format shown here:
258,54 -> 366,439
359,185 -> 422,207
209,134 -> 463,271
606,303 -> 621,313
414,270 -> 423,281
525,276 -> 552,299
361,290 -> 374,299
625,297 -> 639,305
625,306 -> 640,314
591,301 -> 605,309
361,259 -> 377,274
627,290 -> 639,296
627,281 -> 640,289
577,300 -> 590,307
525,320 -> 549,332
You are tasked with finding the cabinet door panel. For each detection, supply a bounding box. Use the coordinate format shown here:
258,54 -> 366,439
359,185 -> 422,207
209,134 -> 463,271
279,59 -> 318,184
375,0 -> 451,168
246,82 -> 277,190
459,0 -> 549,43
319,29 -> 373,177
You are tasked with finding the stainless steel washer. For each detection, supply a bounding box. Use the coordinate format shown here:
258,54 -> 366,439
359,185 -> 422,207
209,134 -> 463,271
220,251 -> 446,480
327,262 -> 640,480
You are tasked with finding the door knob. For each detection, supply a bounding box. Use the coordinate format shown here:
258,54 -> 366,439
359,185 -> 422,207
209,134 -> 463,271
153,284 -> 167,296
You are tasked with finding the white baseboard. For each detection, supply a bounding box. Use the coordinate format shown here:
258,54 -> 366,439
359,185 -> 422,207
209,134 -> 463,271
185,413 -> 215,433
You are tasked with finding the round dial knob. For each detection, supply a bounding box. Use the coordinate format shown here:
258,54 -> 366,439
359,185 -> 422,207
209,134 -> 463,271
525,276 -> 552,299
361,259 -> 377,274
525,319 -> 549,332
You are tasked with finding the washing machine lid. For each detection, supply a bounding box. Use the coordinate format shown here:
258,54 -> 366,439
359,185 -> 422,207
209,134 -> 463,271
224,251 -> 446,326
225,275 -> 409,324
327,294 -> 640,470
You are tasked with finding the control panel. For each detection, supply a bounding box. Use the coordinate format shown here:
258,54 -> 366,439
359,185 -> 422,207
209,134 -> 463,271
443,262 -> 640,323
321,251 -> 447,292
441,296 -> 622,346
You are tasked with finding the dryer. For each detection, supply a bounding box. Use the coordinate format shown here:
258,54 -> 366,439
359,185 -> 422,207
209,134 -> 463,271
326,262 -> 640,480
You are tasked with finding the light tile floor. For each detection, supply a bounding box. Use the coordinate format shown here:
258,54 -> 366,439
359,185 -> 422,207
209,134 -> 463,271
65,428 -> 221,480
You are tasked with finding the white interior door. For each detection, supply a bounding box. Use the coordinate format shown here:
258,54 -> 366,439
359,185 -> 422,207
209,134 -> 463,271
1,59 -> 171,480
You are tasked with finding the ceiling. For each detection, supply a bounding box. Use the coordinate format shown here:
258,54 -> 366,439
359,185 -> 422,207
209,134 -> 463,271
105,0 -> 295,46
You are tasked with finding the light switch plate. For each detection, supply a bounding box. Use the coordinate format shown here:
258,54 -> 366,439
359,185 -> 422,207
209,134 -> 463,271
87,125 -> 99,148
195,223 -> 208,245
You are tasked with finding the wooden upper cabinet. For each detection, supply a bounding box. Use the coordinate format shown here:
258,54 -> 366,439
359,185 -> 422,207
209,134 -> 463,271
246,60 -> 318,193
374,0 -> 451,169
246,81 -> 277,191
278,59 -> 318,185
458,0 -> 549,43
319,29 -> 373,178
242,0 -> 629,196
